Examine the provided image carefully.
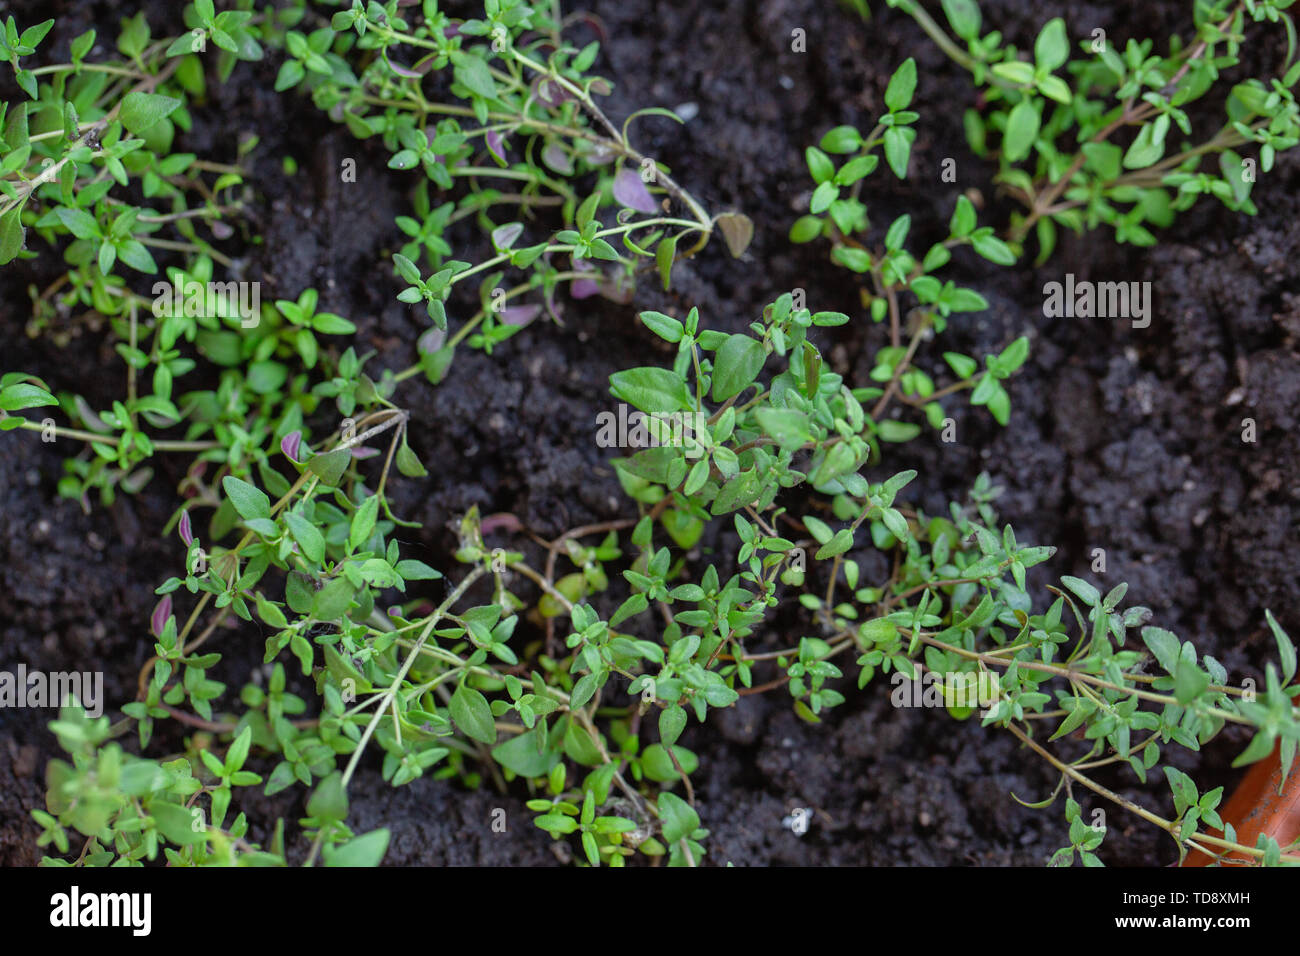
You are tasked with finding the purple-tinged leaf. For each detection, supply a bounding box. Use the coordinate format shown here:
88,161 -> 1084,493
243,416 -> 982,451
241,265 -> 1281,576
281,430 -> 302,462
418,326 -> 446,355
533,76 -> 570,107
570,260 -> 600,299
613,167 -> 657,213
500,304 -> 541,327
597,269 -> 636,304
384,53 -> 423,79
578,141 -> 616,166
152,595 -> 173,638
541,141 -> 573,175
492,221 -> 524,251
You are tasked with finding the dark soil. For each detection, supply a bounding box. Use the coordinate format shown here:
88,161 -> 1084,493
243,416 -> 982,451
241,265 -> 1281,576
2,0 -> 1298,866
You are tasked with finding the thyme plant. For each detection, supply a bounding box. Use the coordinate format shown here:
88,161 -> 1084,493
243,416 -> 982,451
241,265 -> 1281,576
3,0 -> 1299,868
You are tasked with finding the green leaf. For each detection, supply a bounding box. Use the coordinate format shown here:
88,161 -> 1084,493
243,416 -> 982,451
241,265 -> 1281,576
658,791 -> 699,843
115,239 -> 157,273
224,727 -> 252,774
150,801 -> 206,846
971,233 -> 1016,265
307,448 -> 350,486
1037,75 -> 1072,105
1174,656 -> 1210,705
805,146 -> 835,184
394,559 -> 441,581
358,559 -> 398,589
54,207 -> 100,240
570,672 -> 601,709
655,234 -> 678,291
1123,123 -> 1165,169
711,334 -> 765,401
20,19 -> 54,50
640,310 -> 684,343
0,382 -> 56,411
0,203 -> 26,264
1061,575 -> 1100,607
1034,18 -> 1069,73
492,726 -> 559,777
755,407 -> 813,450
943,352 -> 978,378
885,58 -> 917,112
941,0 -> 981,40
1141,626 -> 1181,675
454,54 -> 498,100
803,515 -> 834,545
992,61 -> 1037,86
285,511 -> 325,563
98,241 -> 116,276
582,831 -> 599,865
883,126 -> 914,178
350,495 -> 379,551
950,195 -> 976,237
641,743 -> 698,782
167,32 -> 206,57
1266,610 -> 1296,685
833,247 -> 872,273
609,367 -> 693,414
659,704 -> 687,746
222,476 -> 270,522
576,192 -> 600,231
275,59 -> 305,92
885,213 -> 911,251
311,313 -> 357,335
322,828 -> 390,867
810,181 -> 839,215
881,508 -> 909,541
1003,99 -> 1039,163
451,685 -> 497,744
820,125 -> 862,153
998,336 -> 1030,372
986,384 -> 1011,424
815,528 -> 855,559
307,772 -> 349,823
535,813 -> 579,835
312,577 -> 355,621
877,420 -> 921,442
395,441 -> 428,478
119,92 -> 182,134
789,215 -> 823,243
